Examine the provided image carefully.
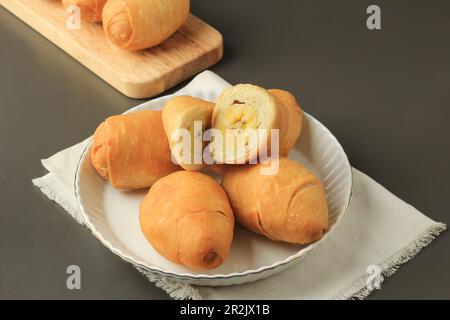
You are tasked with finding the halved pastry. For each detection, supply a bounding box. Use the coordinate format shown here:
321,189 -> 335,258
90,110 -> 179,189
140,171 -> 234,270
211,84 -> 285,164
222,158 -> 328,244
162,96 -> 214,171
269,89 -> 303,156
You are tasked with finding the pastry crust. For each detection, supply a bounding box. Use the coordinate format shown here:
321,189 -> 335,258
211,84 -> 284,164
91,121 -> 109,179
140,171 -> 234,270
269,89 -> 303,156
222,158 -> 328,244
62,0 -> 107,22
90,110 -> 179,189
162,96 -> 213,171
102,0 -> 190,51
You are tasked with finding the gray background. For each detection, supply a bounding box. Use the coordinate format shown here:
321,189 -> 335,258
0,0 -> 449,299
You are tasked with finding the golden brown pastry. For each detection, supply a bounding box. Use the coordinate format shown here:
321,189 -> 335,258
91,121 -> 109,179
102,0 -> 190,51
211,84 -> 285,164
140,171 -> 234,270
62,0 -> 107,22
269,89 -> 303,156
162,96 -> 213,171
90,110 -> 179,189
222,158 -> 328,244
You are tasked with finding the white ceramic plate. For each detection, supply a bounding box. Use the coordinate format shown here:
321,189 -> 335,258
75,89 -> 352,286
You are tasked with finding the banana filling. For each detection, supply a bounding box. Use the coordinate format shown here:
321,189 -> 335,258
216,102 -> 261,161
212,84 -> 281,164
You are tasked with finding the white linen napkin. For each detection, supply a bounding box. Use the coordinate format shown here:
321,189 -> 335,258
33,71 -> 446,300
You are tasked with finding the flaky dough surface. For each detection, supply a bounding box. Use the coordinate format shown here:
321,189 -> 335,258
90,110 -> 179,189
140,171 -> 234,270
222,158 -> 328,244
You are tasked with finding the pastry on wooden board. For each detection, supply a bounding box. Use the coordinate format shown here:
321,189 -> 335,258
162,96 -> 213,171
90,110 -> 179,189
102,0 -> 190,51
222,157 -> 329,244
62,0 -> 107,23
140,171 -> 234,270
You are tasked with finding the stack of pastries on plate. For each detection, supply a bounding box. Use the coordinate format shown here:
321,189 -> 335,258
90,84 -> 329,270
60,0 -> 190,51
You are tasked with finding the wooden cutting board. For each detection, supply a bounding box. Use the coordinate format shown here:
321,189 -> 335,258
0,0 -> 223,99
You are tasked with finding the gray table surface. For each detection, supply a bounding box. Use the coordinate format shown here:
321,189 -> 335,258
0,0 -> 449,299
